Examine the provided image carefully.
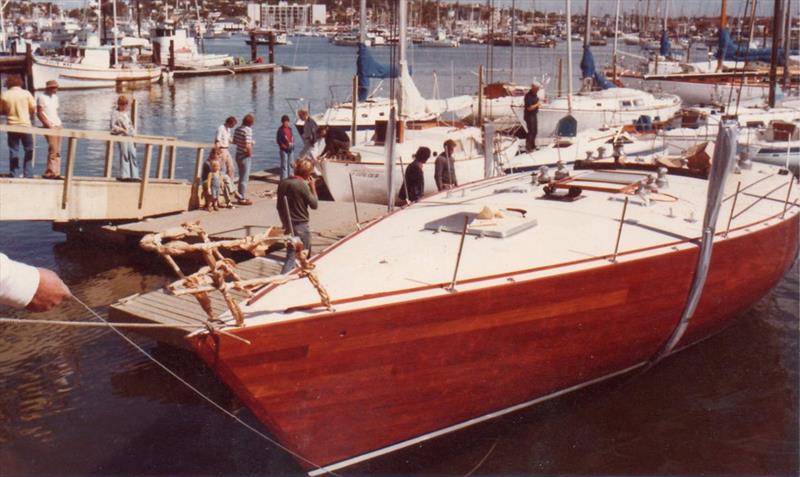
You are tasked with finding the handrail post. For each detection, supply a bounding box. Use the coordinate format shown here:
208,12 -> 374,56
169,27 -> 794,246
156,142 -> 167,179
61,137 -> 77,210
194,147 -> 204,180
104,140 -> 114,177
138,143 -> 153,210
168,145 -> 177,179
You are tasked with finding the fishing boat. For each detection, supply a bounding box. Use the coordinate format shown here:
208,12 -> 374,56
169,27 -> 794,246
31,36 -> 161,90
150,22 -> 231,68
182,122 -> 799,474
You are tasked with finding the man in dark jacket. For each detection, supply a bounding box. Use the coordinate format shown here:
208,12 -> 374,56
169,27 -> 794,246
399,147 -> 431,204
523,83 -> 541,152
276,115 -> 294,180
277,159 -> 318,274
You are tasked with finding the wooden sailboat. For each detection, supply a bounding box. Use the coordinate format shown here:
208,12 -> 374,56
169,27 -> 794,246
183,124 -> 799,473
155,1 -> 800,474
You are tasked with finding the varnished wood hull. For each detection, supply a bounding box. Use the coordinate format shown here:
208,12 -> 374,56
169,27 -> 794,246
189,214 -> 798,471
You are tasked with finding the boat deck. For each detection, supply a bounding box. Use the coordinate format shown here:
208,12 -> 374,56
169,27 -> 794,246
108,256 -> 283,348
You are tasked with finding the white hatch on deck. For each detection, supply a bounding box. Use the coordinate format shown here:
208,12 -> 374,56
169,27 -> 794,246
424,208 -> 538,239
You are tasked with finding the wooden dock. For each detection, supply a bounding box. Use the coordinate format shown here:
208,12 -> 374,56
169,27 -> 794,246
171,63 -> 282,78
0,124 -> 212,222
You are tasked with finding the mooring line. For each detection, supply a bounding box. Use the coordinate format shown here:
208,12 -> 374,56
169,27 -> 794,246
68,294 -> 340,476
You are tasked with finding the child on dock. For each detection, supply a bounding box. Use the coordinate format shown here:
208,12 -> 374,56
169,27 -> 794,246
205,158 -> 223,211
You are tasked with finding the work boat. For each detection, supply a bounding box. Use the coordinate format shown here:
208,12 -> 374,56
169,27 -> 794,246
511,87 -> 682,143
32,36 -> 161,90
319,119 -> 520,204
185,123 -> 798,475
150,23 -> 231,68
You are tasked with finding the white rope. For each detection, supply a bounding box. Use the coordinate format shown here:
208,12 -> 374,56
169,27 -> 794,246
68,295 -> 339,476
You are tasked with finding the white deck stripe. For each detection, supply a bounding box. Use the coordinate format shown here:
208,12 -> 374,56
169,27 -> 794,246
308,362 -> 646,476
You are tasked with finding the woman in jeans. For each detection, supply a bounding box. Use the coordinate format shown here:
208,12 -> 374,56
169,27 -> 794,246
110,95 -> 138,180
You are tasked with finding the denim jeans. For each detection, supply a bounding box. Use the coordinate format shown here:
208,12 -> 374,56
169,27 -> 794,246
281,221 -> 311,274
8,132 -> 34,178
279,148 -> 293,180
236,156 -> 251,198
117,141 -> 139,179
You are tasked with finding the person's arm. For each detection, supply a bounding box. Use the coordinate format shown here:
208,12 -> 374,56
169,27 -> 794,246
0,254 -> 70,311
305,180 -> 319,210
37,105 -> 51,128
214,126 -> 224,146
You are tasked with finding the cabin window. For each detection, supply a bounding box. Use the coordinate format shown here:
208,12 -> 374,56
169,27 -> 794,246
620,100 -> 633,108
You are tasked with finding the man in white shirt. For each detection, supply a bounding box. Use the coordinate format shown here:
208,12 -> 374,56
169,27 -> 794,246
0,253 -> 70,312
214,116 -> 237,179
37,80 -> 63,179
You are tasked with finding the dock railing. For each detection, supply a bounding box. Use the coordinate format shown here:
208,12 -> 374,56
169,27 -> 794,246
0,124 -> 213,213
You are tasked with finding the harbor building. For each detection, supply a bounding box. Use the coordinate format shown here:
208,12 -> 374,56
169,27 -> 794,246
247,2 -> 327,29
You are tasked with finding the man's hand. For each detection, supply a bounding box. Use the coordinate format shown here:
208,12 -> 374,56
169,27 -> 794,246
26,268 -> 70,312
308,177 -> 317,195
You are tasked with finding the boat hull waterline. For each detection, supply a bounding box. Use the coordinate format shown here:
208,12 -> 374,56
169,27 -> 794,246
189,209 -> 798,472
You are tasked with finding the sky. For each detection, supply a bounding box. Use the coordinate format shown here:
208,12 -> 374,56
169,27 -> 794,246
34,0 -> 787,18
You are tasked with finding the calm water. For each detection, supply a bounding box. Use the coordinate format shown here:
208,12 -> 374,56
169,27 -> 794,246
0,38 -> 797,476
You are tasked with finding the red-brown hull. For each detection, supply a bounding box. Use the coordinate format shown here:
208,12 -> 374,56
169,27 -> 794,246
190,214 -> 798,470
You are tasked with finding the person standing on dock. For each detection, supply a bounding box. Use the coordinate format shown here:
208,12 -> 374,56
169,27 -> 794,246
297,110 -> 319,160
0,253 -> 71,312
523,83 -> 541,152
277,159 -> 318,274
233,114 -> 255,205
276,114 -> 294,180
37,80 -> 63,179
0,75 -> 36,178
214,116 -> 237,181
110,95 -> 139,180
434,139 -> 458,191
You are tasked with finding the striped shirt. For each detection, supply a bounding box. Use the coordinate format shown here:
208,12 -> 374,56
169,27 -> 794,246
233,125 -> 253,159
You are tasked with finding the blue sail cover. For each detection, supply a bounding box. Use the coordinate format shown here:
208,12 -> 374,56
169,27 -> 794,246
580,45 -> 615,89
357,43 -> 397,101
660,30 -> 671,58
716,28 -> 797,64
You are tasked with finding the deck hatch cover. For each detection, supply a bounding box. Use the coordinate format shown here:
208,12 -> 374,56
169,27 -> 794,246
424,211 -> 537,238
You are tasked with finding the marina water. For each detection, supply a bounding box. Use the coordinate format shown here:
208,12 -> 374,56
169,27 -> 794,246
0,38 -> 797,475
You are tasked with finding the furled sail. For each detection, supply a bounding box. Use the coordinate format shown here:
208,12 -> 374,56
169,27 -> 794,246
356,43 -> 397,101
716,28 -> 797,64
580,46 -> 615,90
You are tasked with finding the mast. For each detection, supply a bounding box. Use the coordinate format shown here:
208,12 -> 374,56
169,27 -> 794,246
768,0 -> 782,107
510,0 -> 515,84
397,0 -> 407,119
717,0 -> 728,72
583,0 -> 591,48
0,0 -> 8,53
662,0 -> 669,31
612,0 -> 621,82
359,0 -> 366,44
112,0 -> 118,65
746,0 -> 757,67
782,0 -> 792,89
565,0 -> 573,113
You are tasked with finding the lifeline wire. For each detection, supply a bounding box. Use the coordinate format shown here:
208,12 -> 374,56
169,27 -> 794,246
69,294 -> 340,476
